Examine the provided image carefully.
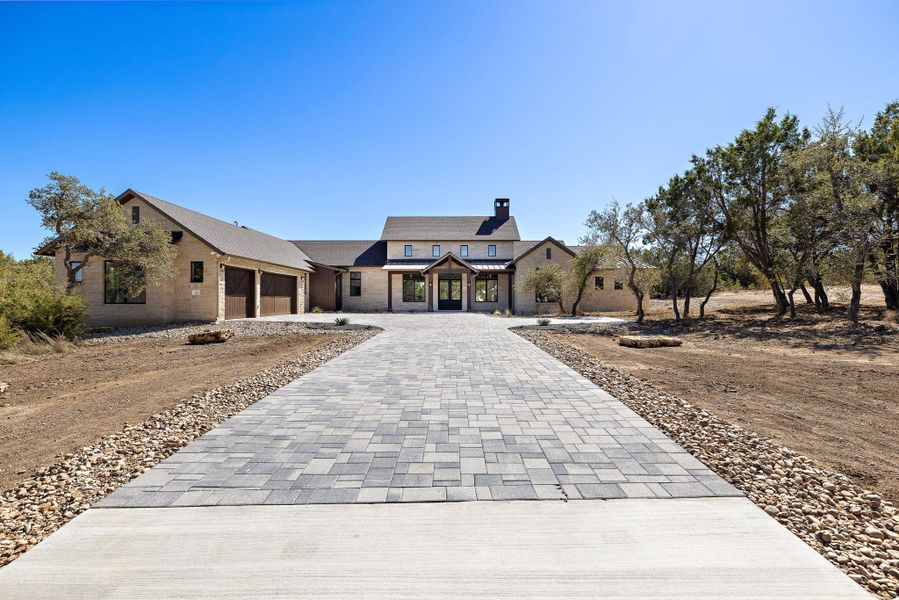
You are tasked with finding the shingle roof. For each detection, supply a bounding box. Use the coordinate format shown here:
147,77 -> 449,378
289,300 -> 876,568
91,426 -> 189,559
380,216 -> 520,241
121,190 -> 314,272
291,240 -> 387,268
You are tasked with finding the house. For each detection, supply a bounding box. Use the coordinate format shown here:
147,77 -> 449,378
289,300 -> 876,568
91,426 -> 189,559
41,193 -> 647,325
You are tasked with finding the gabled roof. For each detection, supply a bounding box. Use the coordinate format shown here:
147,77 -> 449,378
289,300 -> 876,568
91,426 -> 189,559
119,190 -> 314,272
510,236 -> 576,264
380,216 -> 520,241
420,252 -> 479,273
291,240 -> 387,268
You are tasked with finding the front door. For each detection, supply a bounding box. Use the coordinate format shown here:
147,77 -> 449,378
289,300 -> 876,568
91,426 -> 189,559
438,275 -> 463,310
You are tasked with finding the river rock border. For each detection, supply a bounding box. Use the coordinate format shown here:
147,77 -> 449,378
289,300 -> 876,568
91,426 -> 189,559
519,330 -> 899,599
0,328 -> 379,568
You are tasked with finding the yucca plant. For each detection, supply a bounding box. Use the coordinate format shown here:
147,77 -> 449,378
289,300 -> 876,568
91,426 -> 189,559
334,317 -> 350,326
536,318 -> 551,326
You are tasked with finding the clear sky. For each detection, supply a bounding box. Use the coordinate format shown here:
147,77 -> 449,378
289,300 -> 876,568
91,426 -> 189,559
2,0 -> 898,258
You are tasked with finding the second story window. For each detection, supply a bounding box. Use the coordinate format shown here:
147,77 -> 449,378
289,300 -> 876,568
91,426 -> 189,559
432,245 -> 440,257
460,244 -> 468,257
350,271 -> 362,296
546,247 -> 552,259
131,206 -> 140,224
488,244 -> 496,257
404,244 -> 412,257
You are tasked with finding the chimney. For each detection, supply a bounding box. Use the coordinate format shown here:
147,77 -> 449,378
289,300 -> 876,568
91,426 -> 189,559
494,198 -> 510,221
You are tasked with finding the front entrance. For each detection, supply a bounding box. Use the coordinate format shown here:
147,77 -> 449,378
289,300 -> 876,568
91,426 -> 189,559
437,274 -> 462,311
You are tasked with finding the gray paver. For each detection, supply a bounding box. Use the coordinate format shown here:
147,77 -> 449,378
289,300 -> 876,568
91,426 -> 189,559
94,313 -> 739,507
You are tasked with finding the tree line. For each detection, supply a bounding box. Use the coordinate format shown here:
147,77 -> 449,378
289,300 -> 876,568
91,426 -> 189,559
584,101 -> 899,324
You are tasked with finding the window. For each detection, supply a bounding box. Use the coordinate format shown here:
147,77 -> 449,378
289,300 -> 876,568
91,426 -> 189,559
402,274 -> 426,302
546,247 -> 552,259
404,244 -> 413,257
349,271 -> 362,296
594,276 -> 604,290
460,244 -> 468,257
474,274 -> 498,303
614,278 -> 624,290
70,260 -> 83,283
535,289 -> 558,303
190,261 -> 204,283
104,261 -> 146,304
131,206 -> 140,224
432,245 -> 440,257
488,244 -> 496,257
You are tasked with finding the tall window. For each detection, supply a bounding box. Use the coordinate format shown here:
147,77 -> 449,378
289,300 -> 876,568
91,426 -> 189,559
104,261 -> 146,304
190,261 -> 204,283
404,244 -> 412,257
546,247 -> 552,259
460,244 -> 468,257
432,245 -> 440,257
594,276 -> 604,290
131,206 -> 140,224
614,278 -> 624,290
350,271 -> 362,296
70,260 -> 83,283
474,274 -> 498,302
488,244 -> 496,257
402,274 -> 426,302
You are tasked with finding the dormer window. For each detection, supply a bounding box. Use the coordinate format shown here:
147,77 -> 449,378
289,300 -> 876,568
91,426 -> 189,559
131,206 -> 140,224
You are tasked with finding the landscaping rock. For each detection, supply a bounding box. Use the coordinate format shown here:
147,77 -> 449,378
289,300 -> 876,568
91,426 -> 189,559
187,330 -> 233,345
0,327 -> 379,568
520,329 -> 898,599
618,335 -> 683,348
0,382 -> 8,395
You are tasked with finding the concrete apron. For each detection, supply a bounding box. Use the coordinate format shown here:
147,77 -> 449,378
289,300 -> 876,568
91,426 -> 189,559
0,497 -> 868,599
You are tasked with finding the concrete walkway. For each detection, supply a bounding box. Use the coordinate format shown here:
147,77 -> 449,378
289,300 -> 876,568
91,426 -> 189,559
0,313 -> 869,598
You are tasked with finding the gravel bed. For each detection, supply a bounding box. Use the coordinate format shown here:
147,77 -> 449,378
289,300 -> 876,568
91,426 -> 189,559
520,330 -> 899,599
79,320 -> 371,344
0,328 -> 378,568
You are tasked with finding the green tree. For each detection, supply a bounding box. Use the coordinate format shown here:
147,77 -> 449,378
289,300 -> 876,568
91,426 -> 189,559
28,172 -> 177,295
584,201 -> 650,323
520,264 -> 566,314
854,101 -> 899,310
565,244 -> 612,316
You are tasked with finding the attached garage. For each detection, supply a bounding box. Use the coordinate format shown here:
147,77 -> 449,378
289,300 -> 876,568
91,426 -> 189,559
260,272 -> 297,317
224,267 -> 254,319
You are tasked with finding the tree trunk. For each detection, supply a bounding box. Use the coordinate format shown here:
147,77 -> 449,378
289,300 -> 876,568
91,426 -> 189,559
769,280 -> 788,315
799,283 -> 813,305
635,291 -> 645,323
670,282 -> 681,322
699,263 -> 719,320
787,289 -> 797,319
848,251 -> 866,323
682,291 -> 692,324
809,276 -> 829,311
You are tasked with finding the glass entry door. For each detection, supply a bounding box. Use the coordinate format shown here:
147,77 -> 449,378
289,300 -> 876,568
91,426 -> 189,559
437,275 -> 463,310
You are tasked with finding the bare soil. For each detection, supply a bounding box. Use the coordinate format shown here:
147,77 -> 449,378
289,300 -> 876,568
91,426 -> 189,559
557,288 -> 899,503
0,334 -> 337,492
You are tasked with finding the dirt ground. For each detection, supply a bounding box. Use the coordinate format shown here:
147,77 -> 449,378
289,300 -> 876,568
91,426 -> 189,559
559,286 -> 899,502
0,333 -> 337,492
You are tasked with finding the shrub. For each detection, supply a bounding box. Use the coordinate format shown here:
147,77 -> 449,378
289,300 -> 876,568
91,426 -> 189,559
536,318 -> 551,326
492,309 -> 501,316
334,317 -> 350,326
0,315 -> 20,350
0,252 -> 86,340
504,309 -> 513,317
311,306 -> 323,314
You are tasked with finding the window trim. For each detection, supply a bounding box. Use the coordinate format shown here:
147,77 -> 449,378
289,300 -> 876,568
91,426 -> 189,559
131,205 -> 140,224
404,244 -> 413,257
460,244 -> 468,257
432,244 -> 440,257
349,271 -> 362,296
402,273 -> 426,303
488,244 -> 496,257
103,260 -> 146,304
190,261 -> 204,283
594,276 -> 604,290
474,274 -> 498,303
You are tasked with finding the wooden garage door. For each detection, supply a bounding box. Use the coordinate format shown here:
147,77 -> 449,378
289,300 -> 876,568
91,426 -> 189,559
260,272 -> 296,316
225,267 -> 254,319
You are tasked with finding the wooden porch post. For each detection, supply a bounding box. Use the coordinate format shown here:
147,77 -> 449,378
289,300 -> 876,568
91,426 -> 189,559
387,272 -> 393,312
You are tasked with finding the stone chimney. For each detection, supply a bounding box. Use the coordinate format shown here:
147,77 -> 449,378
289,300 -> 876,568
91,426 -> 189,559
494,198 -> 510,221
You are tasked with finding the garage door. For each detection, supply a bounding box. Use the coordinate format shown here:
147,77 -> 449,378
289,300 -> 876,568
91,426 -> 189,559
224,267 -> 254,319
260,272 -> 296,316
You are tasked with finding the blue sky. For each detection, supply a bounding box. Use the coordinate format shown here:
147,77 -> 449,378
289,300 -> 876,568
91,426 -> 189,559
2,0 -> 898,258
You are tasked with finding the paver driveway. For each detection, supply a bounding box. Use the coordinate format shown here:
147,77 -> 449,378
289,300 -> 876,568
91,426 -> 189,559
98,313 -> 738,507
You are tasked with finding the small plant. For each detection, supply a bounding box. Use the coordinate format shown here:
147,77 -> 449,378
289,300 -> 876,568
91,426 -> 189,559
536,318 -> 551,326
492,309 -> 501,316
504,309 -> 513,317
334,317 -> 350,326
311,306 -> 323,314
